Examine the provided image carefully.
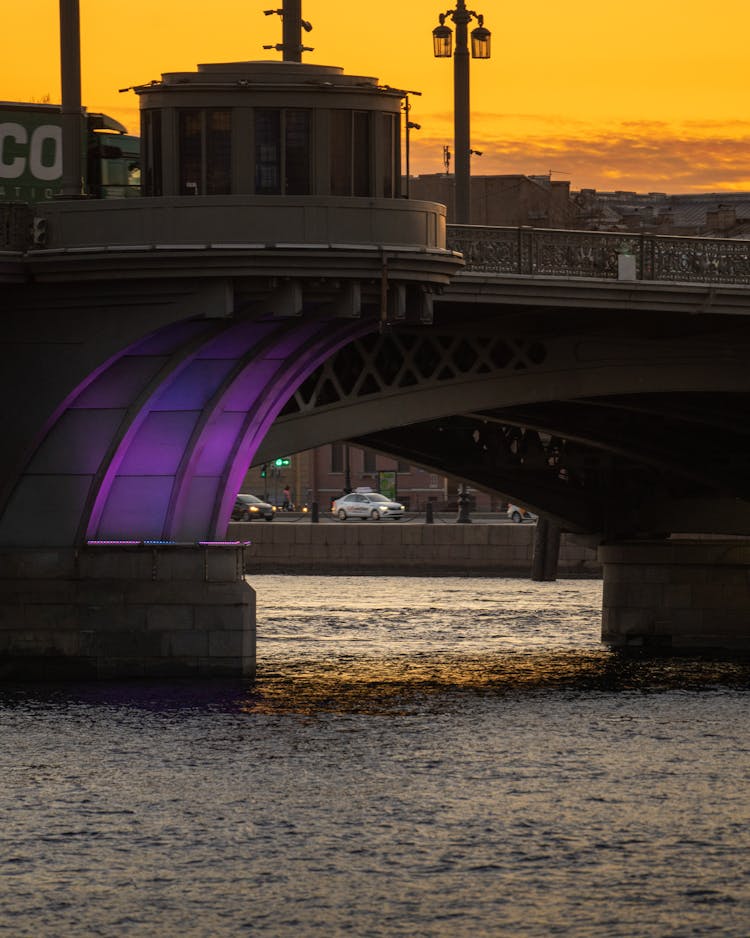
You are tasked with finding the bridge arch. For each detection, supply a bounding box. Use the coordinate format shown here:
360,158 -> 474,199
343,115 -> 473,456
0,314 -> 371,546
6,313 -> 749,547
260,327 -> 750,453
257,326 -> 750,536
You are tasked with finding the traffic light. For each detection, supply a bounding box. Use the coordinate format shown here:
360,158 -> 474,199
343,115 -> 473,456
273,457 -> 291,467
260,463 -> 267,478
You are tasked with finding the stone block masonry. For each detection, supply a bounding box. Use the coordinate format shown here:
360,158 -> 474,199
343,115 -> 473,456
0,546 -> 255,680
600,539 -> 750,651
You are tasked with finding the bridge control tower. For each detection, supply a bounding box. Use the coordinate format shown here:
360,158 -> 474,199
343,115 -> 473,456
0,5 -> 461,679
137,59 -> 404,201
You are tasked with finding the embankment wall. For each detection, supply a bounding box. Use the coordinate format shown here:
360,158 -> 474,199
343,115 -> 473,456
229,522 -> 601,577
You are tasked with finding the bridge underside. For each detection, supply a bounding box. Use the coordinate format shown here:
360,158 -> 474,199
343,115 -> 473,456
352,392 -> 750,538
4,270 -> 749,545
253,297 -> 750,652
259,298 -> 750,540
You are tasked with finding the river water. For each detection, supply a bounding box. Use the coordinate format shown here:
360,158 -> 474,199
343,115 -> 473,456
2,575 -> 750,936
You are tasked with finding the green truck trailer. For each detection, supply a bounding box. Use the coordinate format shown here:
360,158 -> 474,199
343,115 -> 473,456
0,101 -> 139,202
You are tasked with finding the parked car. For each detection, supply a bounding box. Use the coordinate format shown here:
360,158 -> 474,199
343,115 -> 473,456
232,493 -> 275,522
332,491 -> 405,521
507,504 -> 537,523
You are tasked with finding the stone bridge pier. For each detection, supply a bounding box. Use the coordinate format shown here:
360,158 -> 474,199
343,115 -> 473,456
601,540 -> 750,652
0,545 -> 255,679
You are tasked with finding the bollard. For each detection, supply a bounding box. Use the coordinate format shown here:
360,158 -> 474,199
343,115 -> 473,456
425,502 -> 434,524
311,501 -> 319,523
456,485 -> 472,523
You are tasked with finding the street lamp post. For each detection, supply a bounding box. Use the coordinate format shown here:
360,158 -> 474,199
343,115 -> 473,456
433,2 -> 491,225
344,443 -> 352,495
263,0 -> 314,62
282,0 -> 303,62
59,0 -> 84,198
404,94 -> 422,198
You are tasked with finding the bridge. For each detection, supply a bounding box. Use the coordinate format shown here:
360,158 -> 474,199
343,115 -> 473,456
263,225 -> 750,538
2,54 -> 750,678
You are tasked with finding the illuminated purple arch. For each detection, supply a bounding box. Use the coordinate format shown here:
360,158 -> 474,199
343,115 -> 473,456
2,315 -> 372,545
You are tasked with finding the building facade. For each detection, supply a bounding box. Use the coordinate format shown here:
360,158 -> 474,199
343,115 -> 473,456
241,444 -> 499,513
409,173 -> 574,228
408,172 -> 750,238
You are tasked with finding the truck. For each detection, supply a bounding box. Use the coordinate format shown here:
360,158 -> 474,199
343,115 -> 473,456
0,101 -> 140,203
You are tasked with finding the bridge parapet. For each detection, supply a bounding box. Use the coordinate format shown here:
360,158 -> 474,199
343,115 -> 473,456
9,197 -> 460,296
27,195 -> 447,254
448,225 -> 750,285
9,203 -> 750,288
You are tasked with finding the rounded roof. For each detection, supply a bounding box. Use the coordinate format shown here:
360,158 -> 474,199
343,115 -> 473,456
135,59 -> 402,97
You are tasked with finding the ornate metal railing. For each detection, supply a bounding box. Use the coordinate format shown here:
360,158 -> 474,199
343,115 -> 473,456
448,225 -> 750,285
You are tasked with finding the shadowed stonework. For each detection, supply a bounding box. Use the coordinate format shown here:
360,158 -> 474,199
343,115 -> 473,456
0,546 -> 254,679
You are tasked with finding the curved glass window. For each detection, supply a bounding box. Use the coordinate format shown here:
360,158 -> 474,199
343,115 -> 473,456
331,110 -> 372,197
141,110 -> 162,196
178,108 -> 231,195
381,113 -> 399,198
255,108 -> 311,195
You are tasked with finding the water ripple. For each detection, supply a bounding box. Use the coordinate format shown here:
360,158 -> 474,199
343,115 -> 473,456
2,576 -> 750,937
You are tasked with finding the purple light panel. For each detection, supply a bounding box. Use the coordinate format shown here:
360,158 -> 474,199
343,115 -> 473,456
8,306 -> 375,545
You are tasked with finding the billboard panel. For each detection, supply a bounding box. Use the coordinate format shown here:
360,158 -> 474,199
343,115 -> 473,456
378,470 -> 397,501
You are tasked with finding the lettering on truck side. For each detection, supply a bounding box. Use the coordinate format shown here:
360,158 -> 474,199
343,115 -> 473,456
0,122 -> 62,199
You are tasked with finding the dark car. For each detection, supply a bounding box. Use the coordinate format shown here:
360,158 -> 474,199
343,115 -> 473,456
232,493 -> 275,522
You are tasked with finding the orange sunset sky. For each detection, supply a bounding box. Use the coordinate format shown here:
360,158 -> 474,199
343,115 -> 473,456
3,0 -> 750,193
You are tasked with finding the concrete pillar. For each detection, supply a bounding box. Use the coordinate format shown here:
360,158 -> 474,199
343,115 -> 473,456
600,539 -> 750,652
0,546 -> 255,680
531,517 -> 561,581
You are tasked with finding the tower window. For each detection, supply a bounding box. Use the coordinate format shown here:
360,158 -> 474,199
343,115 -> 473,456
255,108 -> 312,195
178,108 -> 231,195
331,110 -> 372,197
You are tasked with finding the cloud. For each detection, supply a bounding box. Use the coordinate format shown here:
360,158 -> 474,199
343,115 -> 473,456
409,117 -> 750,192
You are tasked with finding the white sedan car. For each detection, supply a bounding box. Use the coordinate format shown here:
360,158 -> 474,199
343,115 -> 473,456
332,492 -> 405,521
506,504 -> 538,523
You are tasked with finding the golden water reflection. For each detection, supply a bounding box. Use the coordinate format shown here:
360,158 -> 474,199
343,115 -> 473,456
245,651 -> 750,715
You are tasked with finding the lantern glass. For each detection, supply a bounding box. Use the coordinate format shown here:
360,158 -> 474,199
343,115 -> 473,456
432,24 -> 453,57
471,25 -> 491,59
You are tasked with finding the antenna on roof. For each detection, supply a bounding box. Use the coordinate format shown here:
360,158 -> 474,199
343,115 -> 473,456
443,145 -> 451,174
